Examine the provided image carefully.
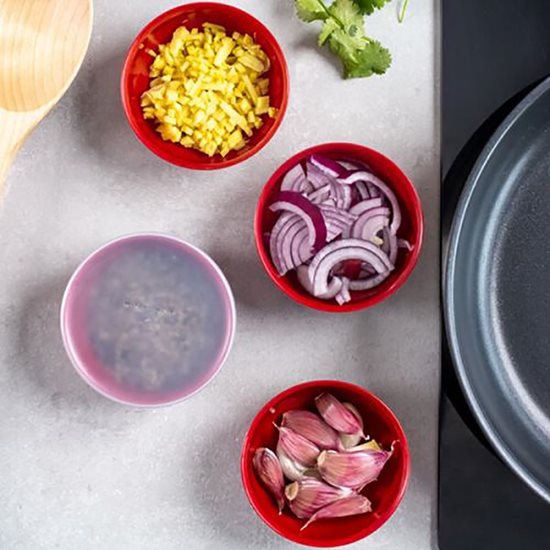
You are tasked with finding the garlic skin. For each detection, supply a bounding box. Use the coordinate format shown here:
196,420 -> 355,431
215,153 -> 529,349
317,448 -> 392,489
301,494 -> 372,530
276,445 -> 308,481
346,439 -> 381,452
282,410 -> 341,450
277,426 -> 320,467
315,393 -> 364,436
285,478 -> 353,519
338,403 -> 364,449
253,448 -> 285,513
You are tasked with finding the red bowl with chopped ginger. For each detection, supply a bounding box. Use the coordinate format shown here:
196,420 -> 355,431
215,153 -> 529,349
121,3 -> 289,170
241,380 -> 410,547
254,143 -> 424,312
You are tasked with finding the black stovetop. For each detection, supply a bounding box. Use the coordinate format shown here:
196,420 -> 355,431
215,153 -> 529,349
439,1 -> 550,549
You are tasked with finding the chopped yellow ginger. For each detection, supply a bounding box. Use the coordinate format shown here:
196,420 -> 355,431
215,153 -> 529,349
140,23 -> 277,158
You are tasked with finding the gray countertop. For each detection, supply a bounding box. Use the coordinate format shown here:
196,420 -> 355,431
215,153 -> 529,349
0,1 -> 440,548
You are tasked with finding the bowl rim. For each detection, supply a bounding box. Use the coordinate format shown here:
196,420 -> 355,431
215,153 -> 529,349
120,2 -> 290,171
254,142 -> 424,312
59,232 -> 237,407
240,379 -> 411,547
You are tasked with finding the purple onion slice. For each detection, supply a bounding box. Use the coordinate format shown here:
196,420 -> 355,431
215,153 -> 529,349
297,266 -> 343,299
349,271 -> 391,291
308,239 -> 393,297
270,191 -> 327,252
306,161 -> 337,190
280,163 -> 312,194
350,207 -> 391,241
309,154 -> 353,179
338,171 -> 401,233
335,277 -> 351,305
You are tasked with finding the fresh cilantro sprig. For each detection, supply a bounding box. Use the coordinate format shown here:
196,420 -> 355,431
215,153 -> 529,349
294,0 -> 394,79
353,0 -> 392,16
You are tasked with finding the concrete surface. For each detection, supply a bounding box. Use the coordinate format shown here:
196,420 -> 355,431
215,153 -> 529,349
0,1 -> 440,548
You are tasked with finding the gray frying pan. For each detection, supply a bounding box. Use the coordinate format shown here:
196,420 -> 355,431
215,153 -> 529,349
444,76 -> 550,503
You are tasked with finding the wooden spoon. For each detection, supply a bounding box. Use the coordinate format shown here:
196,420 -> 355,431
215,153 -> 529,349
0,0 -> 93,195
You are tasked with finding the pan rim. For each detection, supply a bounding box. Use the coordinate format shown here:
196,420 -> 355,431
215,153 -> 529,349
443,76 -> 550,504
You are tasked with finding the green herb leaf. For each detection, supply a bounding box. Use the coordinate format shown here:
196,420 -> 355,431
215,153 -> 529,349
295,0 -> 329,22
342,40 -> 392,78
294,0 -> 393,79
329,0 -> 363,28
327,29 -> 364,62
318,18 -> 339,46
352,0 -> 392,15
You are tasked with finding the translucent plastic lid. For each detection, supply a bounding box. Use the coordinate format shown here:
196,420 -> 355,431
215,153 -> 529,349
61,235 -> 235,406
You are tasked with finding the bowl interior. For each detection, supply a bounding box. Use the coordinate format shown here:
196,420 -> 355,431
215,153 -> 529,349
241,381 -> 410,547
61,235 -> 235,406
121,2 -> 288,169
255,143 -> 423,312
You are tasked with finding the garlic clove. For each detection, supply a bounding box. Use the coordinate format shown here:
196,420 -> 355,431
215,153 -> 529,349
338,402 -> 365,449
300,494 -> 372,530
284,478 -> 353,519
276,426 -> 320,468
282,409 -> 341,450
276,445 -> 308,481
346,439 -> 381,452
253,448 -> 285,513
302,468 -> 322,480
315,393 -> 365,436
317,447 -> 392,489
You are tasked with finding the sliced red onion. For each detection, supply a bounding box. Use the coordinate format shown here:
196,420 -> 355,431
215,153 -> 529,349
268,157 -> 408,302
309,154 -> 352,179
297,266 -> 343,299
270,191 -> 327,252
272,204 -> 358,274
367,182 -> 380,198
306,161 -> 336,190
288,226 -> 314,268
381,226 -> 398,264
349,271 -> 391,291
335,277 -> 351,305
349,197 -> 385,217
338,158 -> 371,172
360,264 -> 376,277
348,198 -> 385,217
338,160 -> 363,171
330,183 -> 352,210
321,197 -> 337,208
308,239 -> 393,296
308,183 -> 331,204
350,207 -> 391,241
338,171 -> 401,233
288,208 -> 355,269
280,163 -> 312,194
355,181 -> 371,200
398,238 -> 413,251
321,205 -> 357,228
269,213 -> 302,275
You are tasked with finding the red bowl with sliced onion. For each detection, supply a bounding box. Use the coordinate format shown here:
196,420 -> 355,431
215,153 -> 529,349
240,380 -> 410,547
254,143 -> 423,312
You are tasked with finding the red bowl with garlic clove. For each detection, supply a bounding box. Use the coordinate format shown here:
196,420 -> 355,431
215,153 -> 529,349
240,380 -> 410,547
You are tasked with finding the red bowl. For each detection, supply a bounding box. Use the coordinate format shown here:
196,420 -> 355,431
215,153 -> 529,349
121,3 -> 289,170
255,143 -> 424,312
241,380 -> 410,547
